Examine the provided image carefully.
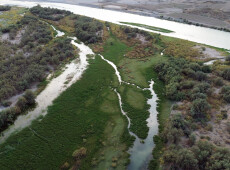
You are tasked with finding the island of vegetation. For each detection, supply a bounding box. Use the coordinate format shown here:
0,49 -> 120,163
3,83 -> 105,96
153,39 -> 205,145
0,5 -> 230,170
120,22 -> 174,33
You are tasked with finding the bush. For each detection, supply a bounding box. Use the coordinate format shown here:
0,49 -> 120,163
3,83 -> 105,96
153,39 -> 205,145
227,122 -> 230,134
222,68 -> 230,80
24,90 -> 35,105
213,77 -> 223,86
0,6 -> 11,11
226,55 -> 230,62
221,86 -> 230,103
74,16 -> 103,44
180,80 -> 195,90
16,97 -> 27,111
202,65 -> 211,73
190,99 -> 210,119
195,71 -> 207,81
30,5 -> 71,21
1,100 -> 12,107
191,92 -> 207,100
188,133 -> 196,146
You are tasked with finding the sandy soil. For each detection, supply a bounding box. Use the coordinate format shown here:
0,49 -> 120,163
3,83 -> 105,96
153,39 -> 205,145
194,45 -> 225,60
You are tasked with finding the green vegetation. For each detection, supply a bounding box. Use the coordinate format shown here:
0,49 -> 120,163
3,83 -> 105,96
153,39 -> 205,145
0,90 -> 35,132
120,22 -> 174,33
0,7 -> 27,29
0,56 -> 132,169
1,6 -> 230,170
163,141 -> 230,170
0,6 -> 11,11
73,15 -> 103,44
0,15 -> 75,102
30,5 -> 71,21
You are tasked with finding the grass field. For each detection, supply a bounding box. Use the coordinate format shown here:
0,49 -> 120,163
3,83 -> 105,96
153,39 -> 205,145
0,11 -> 174,169
0,56 -> 133,169
0,7 -> 27,28
120,22 -> 174,33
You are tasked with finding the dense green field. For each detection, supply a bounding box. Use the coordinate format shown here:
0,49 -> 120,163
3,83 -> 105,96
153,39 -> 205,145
0,6 -> 173,169
0,56 -> 133,169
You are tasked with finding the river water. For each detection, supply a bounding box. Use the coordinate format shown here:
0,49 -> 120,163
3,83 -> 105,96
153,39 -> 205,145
0,31 -> 94,143
0,1 -> 229,169
100,54 -> 158,170
1,0 -> 230,50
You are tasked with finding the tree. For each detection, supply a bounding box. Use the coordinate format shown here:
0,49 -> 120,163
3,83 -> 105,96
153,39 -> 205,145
190,99 -> 210,119
176,148 -> 198,170
222,68 -> 230,80
192,141 -> 213,169
16,97 -> 27,111
24,90 -> 35,105
206,148 -> 230,170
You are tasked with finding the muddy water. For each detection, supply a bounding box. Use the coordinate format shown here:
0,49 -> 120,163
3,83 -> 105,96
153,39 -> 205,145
0,33 -> 94,143
100,54 -> 158,170
1,0 -> 230,50
127,80 -> 158,170
51,25 -> 65,37
204,58 -> 225,65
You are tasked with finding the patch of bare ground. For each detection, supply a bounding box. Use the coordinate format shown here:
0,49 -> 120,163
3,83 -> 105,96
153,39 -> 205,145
194,88 -> 230,148
0,27 -> 26,44
136,33 -> 148,45
193,45 -> 225,61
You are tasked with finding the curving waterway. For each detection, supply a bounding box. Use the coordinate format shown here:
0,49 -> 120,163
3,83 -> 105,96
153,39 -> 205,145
0,30 -> 94,144
1,0 -> 230,50
100,54 -> 158,170
0,1 -> 229,169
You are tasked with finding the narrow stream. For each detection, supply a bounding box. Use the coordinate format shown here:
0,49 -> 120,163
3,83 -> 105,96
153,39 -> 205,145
204,58 -> 225,65
100,54 -> 159,170
0,30 -> 94,143
51,25 -> 65,37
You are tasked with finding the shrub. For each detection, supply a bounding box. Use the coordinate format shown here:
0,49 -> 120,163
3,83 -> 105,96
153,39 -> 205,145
0,6 -> 11,11
24,90 -> 35,105
30,5 -> 71,21
1,100 -> 12,107
16,96 -> 27,111
222,68 -> 230,80
72,147 -> 87,160
191,93 -> 207,100
213,77 -> 223,86
190,99 -> 210,119
226,55 -> 230,62
221,86 -> 230,103
180,80 -> 195,90
188,133 -> 196,146
202,65 -> 211,73
227,122 -> 230,134
195,71 -> 207,81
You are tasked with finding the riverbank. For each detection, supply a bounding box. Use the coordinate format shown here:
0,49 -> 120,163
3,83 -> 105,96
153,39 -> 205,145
1,4 -> 229,170
6,0 -> 230,33
1,0 -> 230,50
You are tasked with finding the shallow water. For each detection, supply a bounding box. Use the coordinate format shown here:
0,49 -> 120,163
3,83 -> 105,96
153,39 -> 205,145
1,0 -> 230,50
204,58 -> 225,65
51,25 -> 65,37
0,32 -> 94,143
100,54 -> 158,170
127,80 -> 158,170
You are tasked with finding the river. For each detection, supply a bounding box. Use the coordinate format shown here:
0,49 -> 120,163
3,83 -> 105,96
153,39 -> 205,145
100,54 -> 158,170
1,0 -> 230,50
0,30 -> 94,144
0,1 -> 229,169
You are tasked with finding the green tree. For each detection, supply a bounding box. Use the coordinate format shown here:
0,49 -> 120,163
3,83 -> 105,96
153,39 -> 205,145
24,90 -> 35,105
